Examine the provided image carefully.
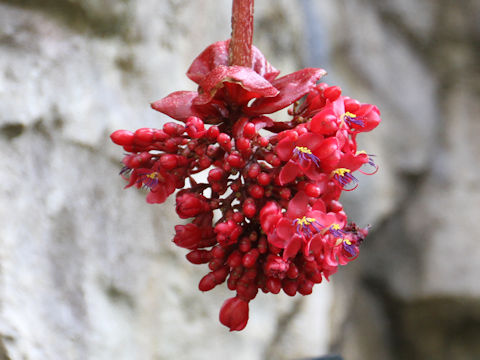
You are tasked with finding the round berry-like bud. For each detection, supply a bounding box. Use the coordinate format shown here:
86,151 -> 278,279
209,258 -> 225,271
265,153 -> 280,167
230,180 -> 242,192
227,276 -> 238,290
307,270 -> 323,284
239,237 -> 251,253
298,279 -> 314,295
344,98 -> 360,112
110,130 -> 134,146
227,251 -> 243,267
199,273 -> 217,291
258,136 -> 269,147
134,128 -> 154,146
287,264 -> 299,279
198,155 -> 212,169
163,122 -> 184,136
257,172 -> 271,186
213,266 -> 229,283
217,133 -> 232,151
186,250 -> 211,264
324,86 -> 342,101
243,122 -> 256,139
282,279 -> 298,296
247,163 -> 261,178
305,183 -> 321,197
211,245 -> 226,259
227,153 -> 243,168
160,154 -> 178,170
266,277 -> 282,294
233,212 -> 245,224
328,200 -> 343,212
207,125 -> 220,139
279,188 -> 291,200
236,137 -> 251,152
242,198 -> 257,218
248,184 -> 264,199
208,167 -> 225,182
258,236 -> 268,254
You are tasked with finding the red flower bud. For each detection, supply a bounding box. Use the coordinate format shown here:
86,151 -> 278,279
110,130 -> 134,146
219,297 -> 249,331
176,192 -> 210,219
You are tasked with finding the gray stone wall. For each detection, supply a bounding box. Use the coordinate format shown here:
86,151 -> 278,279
1,0 -> 479,359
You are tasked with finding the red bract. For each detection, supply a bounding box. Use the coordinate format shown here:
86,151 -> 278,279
110,39 -> 380,331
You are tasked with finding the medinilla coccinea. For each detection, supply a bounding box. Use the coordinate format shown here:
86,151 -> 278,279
111,38 -> 380,331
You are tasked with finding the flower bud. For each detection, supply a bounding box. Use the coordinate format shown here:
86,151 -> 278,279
110,130 -> 134,146
219,297 -> 249,331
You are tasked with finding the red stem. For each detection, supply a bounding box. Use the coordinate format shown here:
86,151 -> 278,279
229,0 -> 254,67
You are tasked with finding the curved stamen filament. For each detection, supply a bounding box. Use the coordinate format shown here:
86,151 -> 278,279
341,112 -> 364,127
293,216 -> 322,238
294,146 -> 321,167
331,168 -> 359,191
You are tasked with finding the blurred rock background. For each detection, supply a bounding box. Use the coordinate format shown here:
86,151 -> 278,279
0,1 -> 478,360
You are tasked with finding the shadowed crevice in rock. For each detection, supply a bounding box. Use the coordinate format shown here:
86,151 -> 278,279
0,337 -> 11,360
262,298 -> 305,360
362,277 -> 480,360
0,0 -> 131,38
0,123 -> 24,140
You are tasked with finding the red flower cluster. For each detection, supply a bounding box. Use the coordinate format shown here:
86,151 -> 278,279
110,40 -> 380,331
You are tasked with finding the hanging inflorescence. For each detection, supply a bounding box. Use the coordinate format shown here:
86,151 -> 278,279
110,40 -> 380,331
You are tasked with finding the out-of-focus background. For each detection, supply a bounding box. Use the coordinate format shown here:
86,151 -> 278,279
1,0 -> 479,359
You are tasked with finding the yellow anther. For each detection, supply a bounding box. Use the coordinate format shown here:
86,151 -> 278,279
296,216 -> 316,227
295,146 -> 312,154
356,150 -> 367,155
344,239 -> 352,245
146,172 -> 159,179
331,223 -> 341,230
342,112 -> 357,119
332,168 -> 351,177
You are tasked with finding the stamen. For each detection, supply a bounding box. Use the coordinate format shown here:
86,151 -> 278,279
328,223 -> 345,238
137,171 -> 161,189
342,112 -> 364,127
358,153 -> 379,175
342,239 -> 357,256
294,146 -> 321,167
293,216 -> 321,238
331,168 -> 359,191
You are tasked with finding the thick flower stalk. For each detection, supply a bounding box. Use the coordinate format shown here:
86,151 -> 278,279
111,39 -> 380,331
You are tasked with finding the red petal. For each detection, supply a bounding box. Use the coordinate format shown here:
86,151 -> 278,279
279,160 -> 300,185
286,191 -> 309,219
187,40 -> 279,84
195,65 -> 278,105
275,137 -> 295,161
283,234 -> 302,260
151,91 -> 202,122
244,68 -> 326,115
273,218 -> 295,246
310,108 -> 338,135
